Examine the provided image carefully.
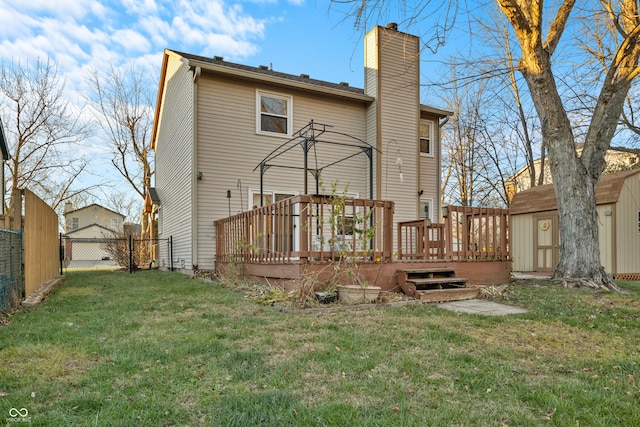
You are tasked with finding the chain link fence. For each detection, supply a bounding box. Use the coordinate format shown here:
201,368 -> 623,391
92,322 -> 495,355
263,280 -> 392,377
0,228 -> 24,312
60,235 -> 173,273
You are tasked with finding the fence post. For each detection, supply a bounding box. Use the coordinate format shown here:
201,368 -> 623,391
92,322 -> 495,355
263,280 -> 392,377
59,233 -> 63,276
129,234 -> 133,273
169,236 -> 174,271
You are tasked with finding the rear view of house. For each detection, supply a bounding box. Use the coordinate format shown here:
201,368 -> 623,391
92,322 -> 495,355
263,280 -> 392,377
151,24 -> 451,274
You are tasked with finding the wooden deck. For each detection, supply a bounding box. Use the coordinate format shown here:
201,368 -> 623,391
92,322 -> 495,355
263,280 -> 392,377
214,197 -> 511,294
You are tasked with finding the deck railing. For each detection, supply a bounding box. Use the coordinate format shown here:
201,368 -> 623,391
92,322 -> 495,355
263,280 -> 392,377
398,206 -> 510,261
215,195 -> 394,264
397,220 -> 445,260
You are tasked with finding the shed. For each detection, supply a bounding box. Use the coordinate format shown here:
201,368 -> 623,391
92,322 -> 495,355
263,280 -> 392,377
510,169 -> 640,280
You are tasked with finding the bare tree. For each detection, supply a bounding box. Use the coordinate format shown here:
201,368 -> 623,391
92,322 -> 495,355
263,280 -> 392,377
0,58 -> 91,217
494,0 -> 640,290
336,0 -> 640,290
440,66 -> 486,207
85,64 -> 154,237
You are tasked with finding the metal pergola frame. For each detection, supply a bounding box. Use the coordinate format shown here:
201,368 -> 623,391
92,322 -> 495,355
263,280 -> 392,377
253,120 -> 380,206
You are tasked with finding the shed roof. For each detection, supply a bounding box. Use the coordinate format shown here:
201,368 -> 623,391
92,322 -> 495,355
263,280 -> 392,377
510,169 -> 640,215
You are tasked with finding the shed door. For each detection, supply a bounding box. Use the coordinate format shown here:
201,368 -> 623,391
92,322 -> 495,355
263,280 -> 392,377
534,214 -> 559,271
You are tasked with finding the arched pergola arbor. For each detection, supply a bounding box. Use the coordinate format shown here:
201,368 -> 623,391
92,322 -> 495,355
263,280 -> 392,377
253,120 -> 380,206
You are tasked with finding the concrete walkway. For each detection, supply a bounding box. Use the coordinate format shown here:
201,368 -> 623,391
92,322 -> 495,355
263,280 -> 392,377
439,299 -> 529,316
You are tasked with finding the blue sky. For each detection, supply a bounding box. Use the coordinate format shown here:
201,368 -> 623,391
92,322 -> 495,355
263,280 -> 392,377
0,0 -> 417,93
0,0 -> 461,96
0,0 -> 456,213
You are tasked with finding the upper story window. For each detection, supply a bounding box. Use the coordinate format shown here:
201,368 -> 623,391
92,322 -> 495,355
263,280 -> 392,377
257,91 -> 292,136
110,218 -> 119,231
420,120 -> 434,156
72,217 -> 79,230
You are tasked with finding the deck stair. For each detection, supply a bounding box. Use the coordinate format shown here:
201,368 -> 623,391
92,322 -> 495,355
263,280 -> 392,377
396,268 -> 478,302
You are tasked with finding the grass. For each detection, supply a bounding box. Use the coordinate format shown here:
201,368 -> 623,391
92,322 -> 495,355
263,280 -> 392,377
0,271 -> 639,426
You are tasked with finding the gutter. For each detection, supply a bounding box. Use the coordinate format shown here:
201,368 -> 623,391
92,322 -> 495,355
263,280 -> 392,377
182,57 -> 375,104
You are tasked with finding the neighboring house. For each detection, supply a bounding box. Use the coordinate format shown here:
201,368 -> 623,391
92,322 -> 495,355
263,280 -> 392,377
507,145 -> 640,201
510,169 -> 640,279
151,23 -> 452,273
63,203 -> 125,262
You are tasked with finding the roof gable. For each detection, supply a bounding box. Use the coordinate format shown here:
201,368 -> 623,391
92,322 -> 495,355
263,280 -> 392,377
510,169 -> 640,215
64,203 -> 125,219
65,223 -> 115,236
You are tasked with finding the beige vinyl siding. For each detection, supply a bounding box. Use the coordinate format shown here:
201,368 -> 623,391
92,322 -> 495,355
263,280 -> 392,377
615,174 -> 640,273
195,75 -> 369,269
364,28 -> 380,199
155,55 -> 195,270
372,27 -> 421,256
420,114 -> 441,220
510,213 -> 535,271
65,206 -> 123,232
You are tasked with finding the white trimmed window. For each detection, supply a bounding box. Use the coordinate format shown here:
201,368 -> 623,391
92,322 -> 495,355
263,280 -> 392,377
250,190 -> 297,209
420,199 -> 433,221
110,218 -> 119,231
420,120 -> 434,156
257,91 -> 292,136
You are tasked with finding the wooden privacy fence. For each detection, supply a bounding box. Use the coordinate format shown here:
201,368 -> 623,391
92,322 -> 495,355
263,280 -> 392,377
215,195 -> 394,264
398,205 -> 510,261
24,189 -> 60,296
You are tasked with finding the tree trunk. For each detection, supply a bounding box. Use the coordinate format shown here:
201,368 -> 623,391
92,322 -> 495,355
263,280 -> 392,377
550,143 -> 618,290
523,58 -> 619,291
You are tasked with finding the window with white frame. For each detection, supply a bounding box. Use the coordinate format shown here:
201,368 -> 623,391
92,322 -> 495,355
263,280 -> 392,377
110,218 -> 119,231
250,190 -> 296,209
420,120 -> 434,156
257,91 -> 292,136
420,199 -> 433,221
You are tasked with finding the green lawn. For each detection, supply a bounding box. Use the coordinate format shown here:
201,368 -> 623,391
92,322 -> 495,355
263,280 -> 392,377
1,271 -> 639,426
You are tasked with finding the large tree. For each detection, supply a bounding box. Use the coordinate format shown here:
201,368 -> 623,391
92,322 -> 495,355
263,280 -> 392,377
495,0 -> 639,290
0,58 -> 90,216
85,64 -> 154,237
338,0 -> 640,290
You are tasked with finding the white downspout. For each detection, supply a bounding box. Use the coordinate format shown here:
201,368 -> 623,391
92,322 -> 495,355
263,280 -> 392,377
191,66 -> 201,272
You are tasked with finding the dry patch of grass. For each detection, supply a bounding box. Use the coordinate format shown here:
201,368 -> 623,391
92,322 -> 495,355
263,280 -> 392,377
0,344 -> 91,384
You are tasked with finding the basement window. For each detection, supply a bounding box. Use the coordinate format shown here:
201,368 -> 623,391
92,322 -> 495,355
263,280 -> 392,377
257,91 -> 292,136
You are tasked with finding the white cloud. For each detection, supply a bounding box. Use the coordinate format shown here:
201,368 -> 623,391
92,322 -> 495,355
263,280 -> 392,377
0,0 -> 96,20
121,0 -> 158,16
112,29 -> 152,54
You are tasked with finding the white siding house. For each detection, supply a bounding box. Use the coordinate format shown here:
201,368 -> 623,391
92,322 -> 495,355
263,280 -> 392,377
151,24 -> 451,273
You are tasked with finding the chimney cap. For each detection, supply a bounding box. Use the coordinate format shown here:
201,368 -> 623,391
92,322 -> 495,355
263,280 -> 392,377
386,22 -> 398,31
